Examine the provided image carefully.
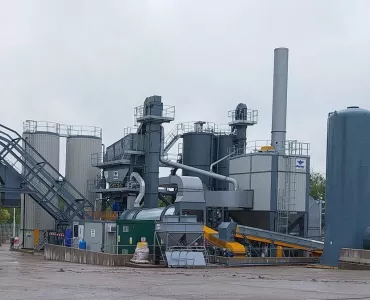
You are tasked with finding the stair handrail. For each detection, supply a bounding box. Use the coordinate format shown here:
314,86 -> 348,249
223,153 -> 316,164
0,124 -> 92,209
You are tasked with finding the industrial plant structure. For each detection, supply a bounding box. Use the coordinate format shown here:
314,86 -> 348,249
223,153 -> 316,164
0,47 -> 329,265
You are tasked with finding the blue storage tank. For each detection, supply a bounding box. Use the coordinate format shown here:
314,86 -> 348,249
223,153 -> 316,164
321,106 -> 370,266
79,239 -> 87,250
64,229 -> 73,247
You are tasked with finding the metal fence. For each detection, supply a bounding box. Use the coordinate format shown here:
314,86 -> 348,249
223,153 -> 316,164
0,224 -> 20,243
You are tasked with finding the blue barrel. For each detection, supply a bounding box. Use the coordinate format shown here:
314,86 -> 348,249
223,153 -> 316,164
64,229 -> 73,247
79,239 -> 87,250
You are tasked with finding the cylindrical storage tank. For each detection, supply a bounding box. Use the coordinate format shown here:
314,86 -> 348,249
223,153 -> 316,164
321,106 -> 370,267
214,134 -> 234,190
21,122 -> 60,249
182,132 -> 215,189
65,134 -> 102,204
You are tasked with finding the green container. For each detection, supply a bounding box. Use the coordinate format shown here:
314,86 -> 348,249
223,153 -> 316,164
116,219 -> 155,255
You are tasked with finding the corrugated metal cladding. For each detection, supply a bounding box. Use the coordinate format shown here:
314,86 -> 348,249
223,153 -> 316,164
21,132 -> 60,248
65,136 -> 102,203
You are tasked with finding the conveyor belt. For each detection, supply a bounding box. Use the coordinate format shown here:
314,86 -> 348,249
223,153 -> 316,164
203,226 -> 246,255
236,225 -> 324,253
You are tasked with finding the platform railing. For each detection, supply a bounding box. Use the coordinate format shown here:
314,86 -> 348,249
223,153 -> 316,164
228,140 -> 310,157
23,120 -> 102,138
228,109 -> 258,125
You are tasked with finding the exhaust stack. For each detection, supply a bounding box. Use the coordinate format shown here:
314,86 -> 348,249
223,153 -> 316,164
271,47 -> 289,154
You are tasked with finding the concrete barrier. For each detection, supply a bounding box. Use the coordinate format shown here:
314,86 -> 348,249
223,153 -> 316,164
44,244 -> 133,266
339,248 -> 370,270
213,256 -> 319,266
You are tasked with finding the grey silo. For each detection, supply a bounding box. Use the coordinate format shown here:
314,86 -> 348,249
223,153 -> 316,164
182,132 -> 215,189
65,134 -> 102,204
320,106 -> 370,266
21,122 -> 60,248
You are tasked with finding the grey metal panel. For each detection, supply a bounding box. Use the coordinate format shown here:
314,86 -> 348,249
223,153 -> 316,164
294,172 -> 307,212
229,174 -> 250,190
321,107 -> 370,266
65,136 -> 102,203
307,197 -> 322,239
229,155 -> 251,175
251,172 -> 271,210
182,132 -> 215,188
106,168 -> 129,184
83,221 -> 103,252
165,251 -> 206,267
104,222 -> 117,254
251,154 -> 272,172
205,190 -> 253,208
270,154 -> 278,212
21,132 -> 59,243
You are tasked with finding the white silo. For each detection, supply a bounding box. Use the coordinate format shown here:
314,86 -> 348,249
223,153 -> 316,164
65,125 -> 102,206
21,120 -> 60,249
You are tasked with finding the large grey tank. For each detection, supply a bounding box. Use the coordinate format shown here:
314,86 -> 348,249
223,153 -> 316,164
214,134 -> 234,190
65,131 -> 102,204
182,132 -> 215,189
320,106 -> 370,266
21,121 -> 60,248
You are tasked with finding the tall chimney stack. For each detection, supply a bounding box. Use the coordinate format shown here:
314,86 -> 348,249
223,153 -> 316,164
271,47 -> 289,155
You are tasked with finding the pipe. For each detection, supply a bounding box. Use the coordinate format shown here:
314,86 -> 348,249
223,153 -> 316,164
210,152 -> 235,172
130,172 -> 145,207
271,47 -> 289,155
160,155 -> 239,191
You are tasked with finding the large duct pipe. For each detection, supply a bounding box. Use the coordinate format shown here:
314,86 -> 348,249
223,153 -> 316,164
130,172 -> 145,207
271,47 -> 289,155
160,155 -> 239,191
210,152 -> 235,172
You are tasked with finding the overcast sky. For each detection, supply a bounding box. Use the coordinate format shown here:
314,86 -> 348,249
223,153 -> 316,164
1,0 -> 370,176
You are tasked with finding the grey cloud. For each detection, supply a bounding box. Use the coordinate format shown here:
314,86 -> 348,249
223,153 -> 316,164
1,0 -> 370,175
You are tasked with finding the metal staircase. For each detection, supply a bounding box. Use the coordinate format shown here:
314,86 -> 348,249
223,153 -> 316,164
163,124 -> 181,154
0,124 -> 94,228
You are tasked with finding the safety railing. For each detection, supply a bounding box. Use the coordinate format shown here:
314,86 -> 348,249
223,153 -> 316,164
163,121 -> 234,153
87,175 -> 140,192
91,152 -> 104,167
134,104 -> 175,124
82,210 -> 125,221
23,120 -> 102,138
228,140 -> 310,157
228,109 -> 258,125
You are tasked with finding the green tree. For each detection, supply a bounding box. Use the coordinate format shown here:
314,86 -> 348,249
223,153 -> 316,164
5,207 -> 21,224
310,171 -> 326,201
0,208 -> 10,224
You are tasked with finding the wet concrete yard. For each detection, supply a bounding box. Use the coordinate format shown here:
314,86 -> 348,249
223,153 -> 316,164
1,245 -> 370,300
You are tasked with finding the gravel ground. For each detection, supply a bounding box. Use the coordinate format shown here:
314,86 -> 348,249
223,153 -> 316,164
1,244 -> 370,300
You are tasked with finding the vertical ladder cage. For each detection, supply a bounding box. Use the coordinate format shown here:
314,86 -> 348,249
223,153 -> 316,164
276,141 -> 298,234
